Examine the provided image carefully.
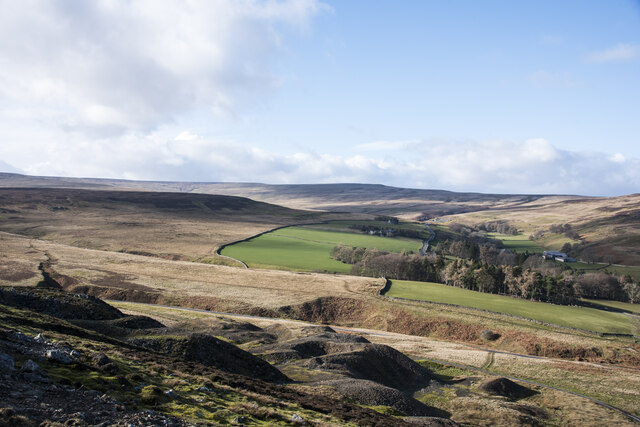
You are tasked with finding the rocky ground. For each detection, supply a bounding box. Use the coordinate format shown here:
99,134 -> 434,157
0,286 -> 460,426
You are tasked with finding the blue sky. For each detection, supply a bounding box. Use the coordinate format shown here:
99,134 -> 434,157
0,0 -> 638,195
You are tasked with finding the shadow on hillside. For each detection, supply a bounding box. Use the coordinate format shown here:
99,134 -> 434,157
577,300 -> 635,315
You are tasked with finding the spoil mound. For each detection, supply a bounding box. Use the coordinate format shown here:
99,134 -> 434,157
200,319 -> 277,345
74,315 -> 165,337
478,377 -> 537,400
106,315 -> 165,329
261,331 -> 369,363
290,335 -> 367,358
131,333 -> 288,383
305,343 -> 438,391
325,379 -> 448,418
0,286 -> 123,321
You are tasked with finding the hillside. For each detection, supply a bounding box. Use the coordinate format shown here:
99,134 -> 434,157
0,172 -> 560,216
3,173 -> 639,264
0,187 -> 349,263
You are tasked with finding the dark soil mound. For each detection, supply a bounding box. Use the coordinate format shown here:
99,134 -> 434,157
0,286 -> 123,321
305,343 -> 438,391
478,377 -> 538,400
261,331 -> 369,363
288,332 -> 368,356
73,315 -> 165,337
202,319 -> 277,345
107,315 -> 165,329
131,334 -> 288,383
325,379 -> 448,418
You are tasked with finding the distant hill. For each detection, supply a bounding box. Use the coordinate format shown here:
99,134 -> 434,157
0,172 -> 570,217
1,172 -> 638,265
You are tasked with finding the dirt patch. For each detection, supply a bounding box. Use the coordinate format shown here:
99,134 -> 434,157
478,377 -> 538,400
92,271 -> 155,293
280,296 -> 373,324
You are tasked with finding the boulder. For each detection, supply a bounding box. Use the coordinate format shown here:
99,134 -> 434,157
0,353 -> 14,372
46,349 -> 73,364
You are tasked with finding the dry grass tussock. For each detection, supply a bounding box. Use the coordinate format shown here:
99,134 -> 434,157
1,232 -> 384,310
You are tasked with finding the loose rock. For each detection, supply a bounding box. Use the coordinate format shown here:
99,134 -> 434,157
291,413 -> 306,424
0,353 -> 14,372
46,349 -> 73,364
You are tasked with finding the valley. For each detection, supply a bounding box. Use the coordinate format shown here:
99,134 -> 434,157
1,176 -> 639,426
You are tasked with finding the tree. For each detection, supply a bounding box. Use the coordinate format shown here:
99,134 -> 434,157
624,282 -> 640,304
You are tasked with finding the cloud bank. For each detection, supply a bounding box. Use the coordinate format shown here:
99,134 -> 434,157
2,134 -> 638,196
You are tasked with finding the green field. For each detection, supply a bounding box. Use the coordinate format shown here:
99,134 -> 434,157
387,280 -> 634,334
305,220 -> 427,235
487,233 -> 543,253
583,299 -> 640,315
569,262 -> 640,281
220,224 -> 423,273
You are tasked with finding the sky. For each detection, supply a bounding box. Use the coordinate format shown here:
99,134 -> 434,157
0,0 -> 639,196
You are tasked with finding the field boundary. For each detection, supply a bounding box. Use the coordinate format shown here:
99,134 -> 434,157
215,225 -> 293,266
381,291 -> 637,338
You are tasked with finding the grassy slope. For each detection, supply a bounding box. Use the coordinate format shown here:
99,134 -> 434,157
387,280 -> 633,334
446,194 -> 640,265
221,225 -> 423,273
487,233 -> 544,253
583,299 -> 640,315
0,187 -> 341,262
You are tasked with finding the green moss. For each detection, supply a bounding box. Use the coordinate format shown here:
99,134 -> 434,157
361,405 -> 404,416
140,385 -> 168,405
417,360 -> 474,382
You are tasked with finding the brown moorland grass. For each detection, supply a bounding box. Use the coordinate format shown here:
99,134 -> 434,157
0,187 -> 359,262
446,193 -> 640,265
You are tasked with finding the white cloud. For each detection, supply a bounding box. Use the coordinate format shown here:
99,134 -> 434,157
0,0 -> 327,136
609,153 -> 626,163
355,140 -> 417,152
587,43 -> 640,63
1,130 -> 637,196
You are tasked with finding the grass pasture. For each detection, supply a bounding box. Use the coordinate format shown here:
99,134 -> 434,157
583,299 -> 640,315
568,262 -> 640,281
387,280 -> 634,334
487,233 -> 544,253
220,224 -> 423,273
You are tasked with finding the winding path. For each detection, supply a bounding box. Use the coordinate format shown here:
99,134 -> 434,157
419,223 -> 435,256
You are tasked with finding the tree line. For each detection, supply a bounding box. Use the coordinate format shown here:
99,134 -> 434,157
330,245 -> 639,304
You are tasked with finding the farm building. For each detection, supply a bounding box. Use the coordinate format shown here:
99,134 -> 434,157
542,251 -> 575,262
